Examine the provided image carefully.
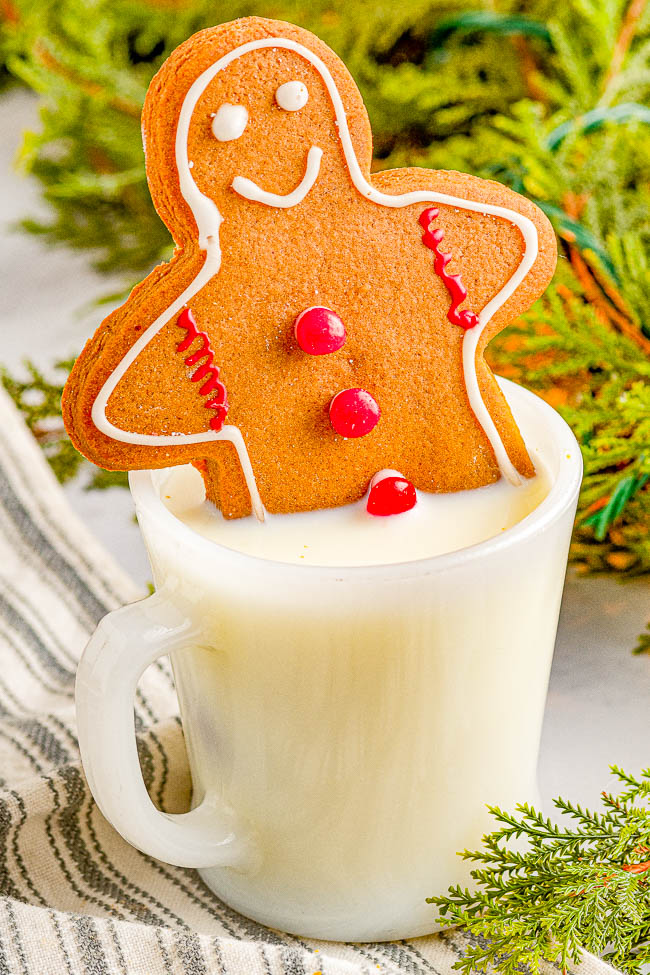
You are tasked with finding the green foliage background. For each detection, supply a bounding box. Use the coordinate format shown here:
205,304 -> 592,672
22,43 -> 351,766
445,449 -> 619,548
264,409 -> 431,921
1,0 -> 649,579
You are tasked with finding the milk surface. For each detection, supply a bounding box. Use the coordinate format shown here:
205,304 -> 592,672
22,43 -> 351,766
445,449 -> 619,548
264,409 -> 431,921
124,383 -> 580,939
161,462 -> 551,565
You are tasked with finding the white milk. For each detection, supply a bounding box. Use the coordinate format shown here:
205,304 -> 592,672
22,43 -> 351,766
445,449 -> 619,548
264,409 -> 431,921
113,381 -> 582,940
161,463 -> 551,566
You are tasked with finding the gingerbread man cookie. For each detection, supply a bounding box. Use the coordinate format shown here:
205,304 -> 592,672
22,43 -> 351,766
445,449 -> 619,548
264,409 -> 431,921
62,17 -> 557,520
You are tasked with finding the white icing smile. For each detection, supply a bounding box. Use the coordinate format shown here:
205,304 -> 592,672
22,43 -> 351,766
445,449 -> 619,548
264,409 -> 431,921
232,145 -> 322,207
232,146 -> 323,210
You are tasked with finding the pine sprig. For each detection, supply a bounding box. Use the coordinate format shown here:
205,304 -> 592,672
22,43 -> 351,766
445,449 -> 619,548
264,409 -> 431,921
429,766 -> 650,975
490,269 -> 650,574
0,361 -> 128,490
634,624 -> 650,655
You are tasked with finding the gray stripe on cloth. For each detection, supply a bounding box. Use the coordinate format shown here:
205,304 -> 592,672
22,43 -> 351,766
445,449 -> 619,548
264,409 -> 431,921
0,467 -> 109,625
434,931 -> 469,963
81,770 -> 194,931
7,790 -> 48,907
396,941 -> 444,975
0,570 -> 166,746
148,725 -> 170,809
107,918 -> 129,975
135,733 -> 155,789
184,872 -> 289,944
45,714 -> 79,752
343,944 -> 401,975
0,798 -> 27,901
5,898 -> 28,975
259,943 -> 275,975
42,774 -> 127,921
0,503 -> 94,643
360,942 -> 442,975
10,717 -> 72,768
139,856 -> 245,937
0,405 -> 131,611
72,915 -> 110,975
210,938 -> 228,975
0,668 -> 64,718
155,926 -> 176,975
0,622 -> 71,698
56,766 -> 175,927
0,908 -> 11,975
50,909 -> 75,975
282,946 -> 307,975
0,912 -> 9,975
0,724 -> 44,777
0,573 -> 80,670
176,932 -> 210,974
0,591 -> 74,686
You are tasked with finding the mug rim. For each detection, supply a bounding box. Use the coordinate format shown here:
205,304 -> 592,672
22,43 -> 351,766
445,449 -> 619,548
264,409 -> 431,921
129,378 -> 583,581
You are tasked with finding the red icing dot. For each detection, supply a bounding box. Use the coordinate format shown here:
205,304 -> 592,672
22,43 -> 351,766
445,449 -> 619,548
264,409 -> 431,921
295,306 -> 347,355
329,388 -> 380,438
367,471 -> 417,516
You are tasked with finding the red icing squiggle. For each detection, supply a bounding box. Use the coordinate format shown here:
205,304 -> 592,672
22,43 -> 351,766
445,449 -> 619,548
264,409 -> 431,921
419,208 -> 479,331
176,308 -> 229,431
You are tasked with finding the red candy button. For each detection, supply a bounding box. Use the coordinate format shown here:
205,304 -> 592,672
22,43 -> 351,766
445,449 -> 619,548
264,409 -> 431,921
367,469 -> 417,516
295,306 -> 346,355
329,388 -> 380,438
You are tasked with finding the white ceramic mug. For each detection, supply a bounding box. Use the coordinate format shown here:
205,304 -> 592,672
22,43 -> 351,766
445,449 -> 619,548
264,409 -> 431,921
76,379 -> 582,941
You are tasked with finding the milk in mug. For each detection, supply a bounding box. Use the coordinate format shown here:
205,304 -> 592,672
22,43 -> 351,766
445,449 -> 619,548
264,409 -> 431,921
105,381 -> 580,940
75,381 -> 581,941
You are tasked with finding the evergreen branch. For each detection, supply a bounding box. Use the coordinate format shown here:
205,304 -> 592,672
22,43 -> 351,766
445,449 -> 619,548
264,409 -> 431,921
511,34 -> 550,104
32,38 -> 141,117
546,102 -> 650,150
538,201 -> 620,282
0,361 -> 127,490
430,766 -> 650,975
429,12 -> 552,50
583,472 -> 649,540
562,240 -> 650,356
603,0 -> 649,91
633,624 -> 650,655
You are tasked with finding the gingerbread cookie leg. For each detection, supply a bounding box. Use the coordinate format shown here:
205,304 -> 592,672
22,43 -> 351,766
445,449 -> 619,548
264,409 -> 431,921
200,453 -> 253,520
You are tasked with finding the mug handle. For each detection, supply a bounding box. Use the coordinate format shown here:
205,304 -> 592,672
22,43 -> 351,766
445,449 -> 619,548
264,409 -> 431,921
75,590 -> 255,870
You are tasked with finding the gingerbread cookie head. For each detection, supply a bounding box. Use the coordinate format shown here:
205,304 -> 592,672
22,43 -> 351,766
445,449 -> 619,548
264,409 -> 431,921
141,19 -> 372,256
62,17 -> 557,520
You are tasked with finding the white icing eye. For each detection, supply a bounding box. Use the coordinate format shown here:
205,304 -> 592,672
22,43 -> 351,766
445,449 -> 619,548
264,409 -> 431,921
275,81 -> 309,112
211,103 -> 248,142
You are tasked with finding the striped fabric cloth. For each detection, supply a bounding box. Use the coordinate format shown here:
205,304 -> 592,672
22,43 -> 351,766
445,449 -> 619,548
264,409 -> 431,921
0,386 -> 618,975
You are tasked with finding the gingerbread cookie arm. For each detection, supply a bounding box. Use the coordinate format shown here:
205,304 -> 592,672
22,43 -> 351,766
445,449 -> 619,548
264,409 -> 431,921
62,253 -> 265,520
62,255 -> 199,469
371,169 -> 556,337
370,168 -> 556,483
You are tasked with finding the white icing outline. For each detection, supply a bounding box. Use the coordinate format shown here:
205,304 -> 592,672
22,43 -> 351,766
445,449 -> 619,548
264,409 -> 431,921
92,34 -> 540,517
232,146 -> 322,207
